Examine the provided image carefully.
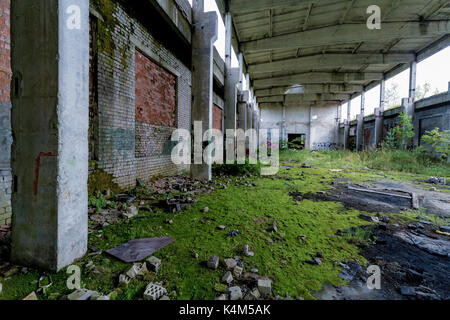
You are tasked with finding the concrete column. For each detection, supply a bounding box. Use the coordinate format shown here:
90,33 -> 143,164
409,60 -> 417,103
281,104 -> 287,142
343,101 -> 351,149
374,79 -> 386,148
11,0 -> 89,271
237,91 -> 249,130
238,54 -> 244,91
356,92 -> 365,151
191,0 -> 218,180
408,60 -> 418,146
246,104 -> 253,131
224,12 -> 238,162
335,104 -> 342,147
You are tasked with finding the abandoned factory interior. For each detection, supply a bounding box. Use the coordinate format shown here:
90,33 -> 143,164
0,0 -> 450,306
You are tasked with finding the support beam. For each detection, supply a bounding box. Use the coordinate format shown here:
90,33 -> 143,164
241,21 -> 450,53
409,59 -> 417,103
260,101 -> 340,109
255,84 -> 364,97
374,78 -> 386,148
335,104 -> 342,147
248,53 -> 416,74
254,72 -> 383,89
343,100 -> 351,150
257,93 -> 350,104
420,0 -> 449,20
356,92 -> 365,151
224,12 -> 239,163
191,0 -> 218,180
229,0 -> 315,13
11,0 -> 89,271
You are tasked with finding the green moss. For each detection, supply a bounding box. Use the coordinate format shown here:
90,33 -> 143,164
88,169 -> 122,196
92,0 -> 130,71
3,150 -> 445,301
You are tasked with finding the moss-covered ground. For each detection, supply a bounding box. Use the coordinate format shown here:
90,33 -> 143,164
1,150 -> 448,300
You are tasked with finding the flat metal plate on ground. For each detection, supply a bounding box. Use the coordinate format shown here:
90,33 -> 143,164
106,237 -> 174,263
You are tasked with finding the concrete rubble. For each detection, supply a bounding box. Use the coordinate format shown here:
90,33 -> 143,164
146,256 -> 162,273
144,283 -> 168,301
207,256 -> 219,270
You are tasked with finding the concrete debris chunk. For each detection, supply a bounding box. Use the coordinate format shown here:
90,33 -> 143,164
216,294 -> 229,300
224,258 -> 237,270
222,271 -> 233,284
359,213 -> 379,223
119,274 -> 130,286
125,263 -> 147,279
144,283 -> 168,301
228,286 -> 243,300
305,258 -> 322,266
207,256 -> 219,270
244,288 -> 261,300
23,291 -> 38,300
146,256 -> 162,273
67,289 -> 98,301
268,221 -> 278,233
427,177 -> 446,185
258,279 -> 272,297
233,266 -> 243,278
243,244 -> 255,257
123,206 -> 138,219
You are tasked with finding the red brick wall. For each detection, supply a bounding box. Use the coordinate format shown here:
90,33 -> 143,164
0,0 -> 11,102
135,50 -> 176,127
213,104 -> 222,131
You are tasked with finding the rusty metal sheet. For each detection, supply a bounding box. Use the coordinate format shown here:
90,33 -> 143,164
106,237 -> 174,263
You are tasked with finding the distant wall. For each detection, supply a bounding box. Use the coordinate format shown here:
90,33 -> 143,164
348,88 -> 450,150
260,104 -> 339,150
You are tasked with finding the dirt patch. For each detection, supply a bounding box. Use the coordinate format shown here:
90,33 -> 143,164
303,179 -> 450,217
303,184 -> 413,213
315,223 -> 450,300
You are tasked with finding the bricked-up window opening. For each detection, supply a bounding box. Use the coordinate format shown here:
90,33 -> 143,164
135,50 -> 177,127
89,17 -> 99,161
135,49 -> 178,159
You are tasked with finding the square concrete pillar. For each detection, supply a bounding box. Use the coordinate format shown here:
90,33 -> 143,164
343,120 -> 350,150
373,107 -> 384,149
356,114 -> 364,151
191,0 -> 218,180
11,0 -> 89,271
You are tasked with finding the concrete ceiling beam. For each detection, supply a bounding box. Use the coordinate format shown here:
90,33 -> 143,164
248,53 -> 415,73
254,72 -> 383,88
257,93 -> 351,104
241,21 -> 450,53
255,84 -> 364,96
229,0 -> 316,13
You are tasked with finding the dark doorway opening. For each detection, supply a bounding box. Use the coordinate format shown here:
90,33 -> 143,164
288,134 -> 306,150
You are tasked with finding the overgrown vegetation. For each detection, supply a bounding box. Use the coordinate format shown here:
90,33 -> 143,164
280,149 -> 449,177
388,113 -> 415,151
288,137 -> 306,150
88,169 -> 122,196
1,150 -> 448,301
213,159 -> 262,176
420,128 -> 450,161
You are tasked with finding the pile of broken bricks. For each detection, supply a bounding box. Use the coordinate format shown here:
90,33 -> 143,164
207,244 -> 273,301
65,255 -> 170,301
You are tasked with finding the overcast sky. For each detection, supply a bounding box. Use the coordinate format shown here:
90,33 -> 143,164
192,0 -> 450,118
